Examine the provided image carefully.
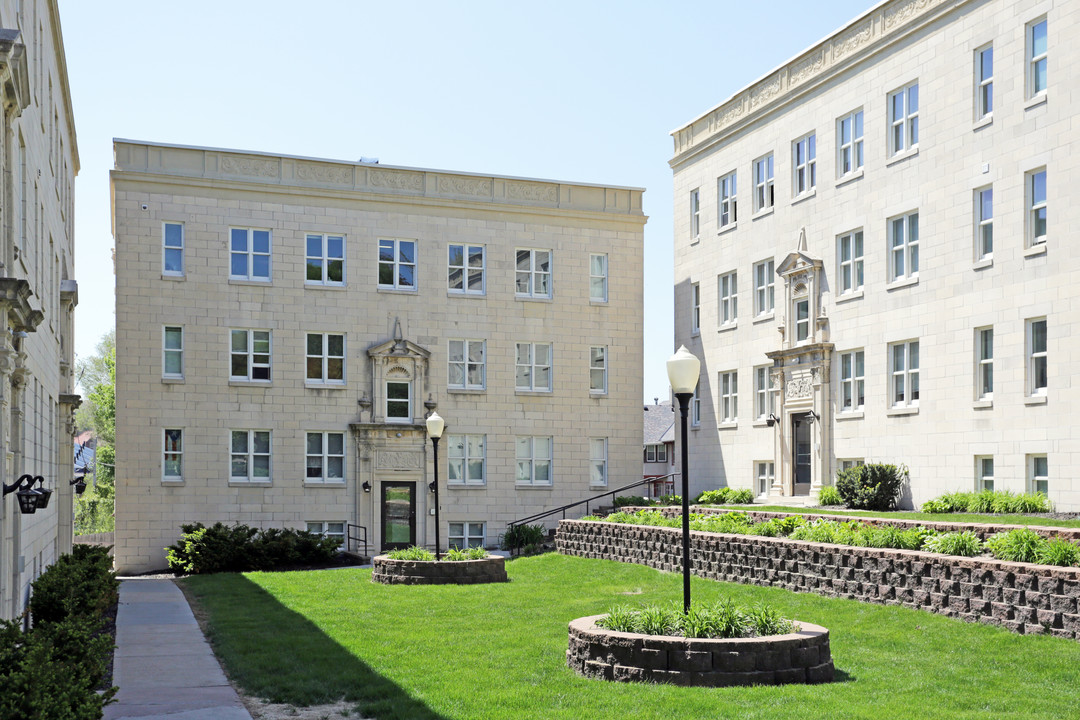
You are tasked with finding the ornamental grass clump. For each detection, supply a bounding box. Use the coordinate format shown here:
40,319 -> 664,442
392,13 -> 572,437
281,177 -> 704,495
921,489 -> 1052,515
442,546 -> 488,561
922,531 -> 983,557
986,528 -> 1044,564
596,599 -> 794,639
695,487 -> 754,505
1036,538 -> 1080,567
817,485 -> 844,506
386,546 -> 435,561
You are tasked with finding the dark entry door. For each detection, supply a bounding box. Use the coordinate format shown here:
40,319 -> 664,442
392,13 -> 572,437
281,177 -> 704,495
793,415 -> 812,494
381,482 -> 416,551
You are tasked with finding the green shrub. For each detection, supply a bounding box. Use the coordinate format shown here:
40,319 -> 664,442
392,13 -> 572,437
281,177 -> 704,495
656,494 -> 682,506
29,545 -> 118,627
695,488 -> 754,505
165,522 -> 340,575
986,528 -> 1046,563
923,531 -> 983,557
745,603 -> 796,637
921,490 -> 1052,515
501,523 -> 547,552
835,463 -> 907,510
595,599 -> 794,639
387,546 -> 435,561
614,495 -> 651,507
817,485 -> 843,506
442,546 -> 488,561
1036,538 -> 1080,567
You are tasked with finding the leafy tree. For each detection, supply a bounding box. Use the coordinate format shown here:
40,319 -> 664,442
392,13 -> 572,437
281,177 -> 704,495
74,331 -> 115,534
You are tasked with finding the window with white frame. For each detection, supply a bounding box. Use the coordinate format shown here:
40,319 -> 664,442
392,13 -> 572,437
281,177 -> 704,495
756,461 -> 774,496
837,110 -> 864,176
691,383 -> 701,427
839,459 -> 864,473
386,381 -> 411,422
589,253 -> 608,302
1027,318 -> 1047,396
718,171 -> 737,228
1029,454 -> 1048,495
163,326 -> 183,379
448,339 -> 485,390
230,330 -> 271,382
794,297 -> 810,343
837,230 -> 864,295
1027,18 -> 1047,98
889,212 -> 919,281
976,456 -> 994,492
719,371 -> 737,423
231,430 -> 271,482
975,187 -> 993,260
975,45 -> 993,119
306,521 -> 345,548
590,346 -> 607,394
306,234 -> 344,285
644,444 -> 668,463
590,438 -> 607,486
753,154 -> 774,212
976,327 -> 993,400
448,243 -> 485,295
515,342 -> 552,392
230,228 -> 271,281
516,436 -> 552,486
792,133 -> 816,196
306,431 -> 344,483
754,366 -> 777,420
448,522 -> 486,550
839,350 -> 865,413
890,340 -> 920,408
1028,169 -> 1046,246
690,189 -> 700,238
163,222 -> 184,276
306,333 -> 345,384
447,434 -> 485,485
753,259 -> 774,316
378,238 -> 416,290
718,272 -> 737,326
888,82 -> 919,155
691,282 -> 700,334
163,429 -> 182,481
515,248 -> 551,298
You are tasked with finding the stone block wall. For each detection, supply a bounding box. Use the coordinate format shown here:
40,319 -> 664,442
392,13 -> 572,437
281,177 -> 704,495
371,554 -> 508,585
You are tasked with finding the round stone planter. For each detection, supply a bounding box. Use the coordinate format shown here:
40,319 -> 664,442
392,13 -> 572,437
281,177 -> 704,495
566,614 -> 834,686
371,554 -> 508,585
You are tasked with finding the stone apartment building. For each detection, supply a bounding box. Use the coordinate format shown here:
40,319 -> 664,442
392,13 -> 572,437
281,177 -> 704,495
112,140 -> 644,573
671,0 -> 1077,508
0,0 -> 80,619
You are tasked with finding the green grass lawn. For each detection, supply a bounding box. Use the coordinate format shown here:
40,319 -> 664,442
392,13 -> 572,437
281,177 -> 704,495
706,504 -> 1080,529
181,553 -> 1080,720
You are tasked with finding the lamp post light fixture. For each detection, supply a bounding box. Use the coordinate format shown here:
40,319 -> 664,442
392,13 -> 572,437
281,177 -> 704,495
425,410 -> 445,561
3,474 -> 44,514
70,474 -> 87,495
666,345 -> 701,614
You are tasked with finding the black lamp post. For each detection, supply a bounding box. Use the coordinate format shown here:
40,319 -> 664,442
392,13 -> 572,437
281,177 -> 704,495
426,411 -> 444,560
667,345 -> 701,614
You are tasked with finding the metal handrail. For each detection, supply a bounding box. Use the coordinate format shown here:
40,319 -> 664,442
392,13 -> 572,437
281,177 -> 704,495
346,524 -> 369,557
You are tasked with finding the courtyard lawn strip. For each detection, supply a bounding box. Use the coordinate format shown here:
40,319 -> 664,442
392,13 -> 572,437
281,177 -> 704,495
709,504 -> 1080,529
181,553 -> 1080,720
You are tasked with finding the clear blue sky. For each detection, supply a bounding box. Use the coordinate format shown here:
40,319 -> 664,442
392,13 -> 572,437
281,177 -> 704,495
59,0 -> 869,400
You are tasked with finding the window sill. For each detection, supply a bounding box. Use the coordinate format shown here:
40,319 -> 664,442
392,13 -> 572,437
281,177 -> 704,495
515,484 -> 553,490
1024,93 -> 1048,111
161,377 -> 184,384
1024,394 -> 1048,406
589,299 -> 608,306
973,115 -> 993,131
161,479 -> 184,486
1024,243 -> 1047,258
972,399 -> 993,410
752,207 -> 775,221
447,483 -> 487,489
305,382 -> 346,390
378,286 -> 418,295
885,276 -> 918,292
690,424 -> 701,431
718,421 -> 738,430
589,391 -> 608,398
515,295 -> 553,303
303,481 -> 346,488
835,169 -> 864,188
690,237 -> 700,247
886,406 -> 919,417
305,282 -> 347,291
228,480 -> 272,487
691,330 -> 701,338
837,410 -> 864,421
973,257 -> 993,271
835,289 -> 864,305
447,291 -> 487,299
717,321 -> 738,333
228,278 -> 272,286
752,311 -> 775,325
447,387 -> 487,395
751,419 -> 770,428
885,147 -> 919,167
161,273 -> 185,281
515,389 -> 553,396
229,380 -> 272,387
791,189 -> 817,206
717,222 -> 738,236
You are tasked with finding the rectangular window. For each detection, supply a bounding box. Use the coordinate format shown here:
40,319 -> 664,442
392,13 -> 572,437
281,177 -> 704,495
515,342 -> 552,391
719,371 -> 738,423
690,189 -> 700,238
163,429 -> 182,481
590,438 -> 608,487
756,461 -> 774,497
644,444 -> 668,463
838,230 -> 864,295
386,381 -> 411,423
230,329 -> 271,382
837,110 -> 864,176
230,228 -> 271,281
976,456 -> 994,492
1028,18 -> 1047,98
1028,169 -> 1046,246
306,431 -> 345,483
792,133 -> 816,195
163,326 -> 183,379
718,272 -> 737,326
753,154 -> 774,212
754,366 -> 777,420
306,333 -> 345,384
448,243 -> 485,295
306,234 -> 344,285
717,172 -> 737,228
515,248 -> 551,298
889,212 -> 919,281
691,383 -> 701,427
691,283 -> 700,334
1029,454 -> 1048,495
840,350 -> 865,412
888,83 -> 919,155
795,299 -> 810,342
516,436 -> 552,486
839,459 -> 865,473
753,260 -> 774,316
231,430 -> 271,482
163,222 -> 184,276
1027,318 -> 1047,396
306,521 -> 346,549
975,187 -> 993,260
890,340 -> 920,408
448,522 -> 486,550
976,327 -> 993,400
589,253 -> 608,302
448,339 -> 485,390
590,346 -> 607,394
378,238 -> 416,290
447,434 -> 486,485
975,45 -> 993,120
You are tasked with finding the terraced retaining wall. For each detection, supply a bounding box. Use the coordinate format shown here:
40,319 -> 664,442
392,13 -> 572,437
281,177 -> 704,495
556,520 -> 1080,639
371,554 -> 508,585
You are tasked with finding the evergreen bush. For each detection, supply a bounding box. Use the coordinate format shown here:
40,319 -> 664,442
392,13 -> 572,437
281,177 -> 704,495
835,463 -> 907,510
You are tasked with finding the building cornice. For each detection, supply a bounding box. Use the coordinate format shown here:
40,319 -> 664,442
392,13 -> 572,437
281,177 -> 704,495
669,0 -> 970,171
49,0 -> 78,174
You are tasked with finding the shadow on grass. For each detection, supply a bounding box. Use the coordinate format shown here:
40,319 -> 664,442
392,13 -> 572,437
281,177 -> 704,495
180,574 -> 447,720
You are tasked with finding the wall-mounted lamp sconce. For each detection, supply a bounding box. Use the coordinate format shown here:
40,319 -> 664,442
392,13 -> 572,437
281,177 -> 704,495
30,476 -> 51,509
765,413 -> 781,427
428,480 -> 437,494
70,474 -> 87,495
362,481 -> 372,493
805,410 -> 821,425
3,474 -> 46,514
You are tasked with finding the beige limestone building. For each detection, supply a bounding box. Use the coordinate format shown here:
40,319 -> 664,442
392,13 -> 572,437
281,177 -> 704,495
671,0 -> 1076,509
0,0 -> 80,619
112,140 -> 644,573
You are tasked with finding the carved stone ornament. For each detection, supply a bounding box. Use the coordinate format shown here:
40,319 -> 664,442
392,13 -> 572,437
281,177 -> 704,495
708,98 -> 746,134
749,74 -> 783,109
786,377 -> 813,400
220,154 -> 279,178
833,19 -> 873,60
370,169 -> 424,191
386,364 -> 411,379
790,51 -> 825,86
437,176 -> 492,197
296,162 -> 351,184
885,0 -> 943,31
377,450 -> 422,470
507,181 -> 557,203
770,368 -> 785,390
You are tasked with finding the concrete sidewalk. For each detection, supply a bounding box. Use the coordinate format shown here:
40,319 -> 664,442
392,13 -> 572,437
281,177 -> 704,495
105,578 -> 252,720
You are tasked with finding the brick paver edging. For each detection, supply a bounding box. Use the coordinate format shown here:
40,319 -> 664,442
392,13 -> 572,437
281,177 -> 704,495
567,614 -> 833,686
556,520 -> 1080,639
371,554 -> 508,585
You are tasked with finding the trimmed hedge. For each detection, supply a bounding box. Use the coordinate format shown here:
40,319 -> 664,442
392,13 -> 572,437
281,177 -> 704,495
166,522 -> 341,575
